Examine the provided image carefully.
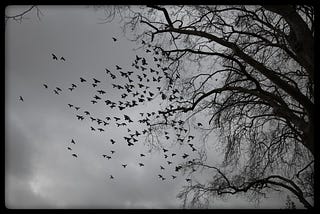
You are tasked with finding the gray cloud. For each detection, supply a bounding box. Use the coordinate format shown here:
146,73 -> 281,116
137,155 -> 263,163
5,5 -> 292,209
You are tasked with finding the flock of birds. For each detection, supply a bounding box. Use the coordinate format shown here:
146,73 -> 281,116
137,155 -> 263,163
19,37 -> 203,183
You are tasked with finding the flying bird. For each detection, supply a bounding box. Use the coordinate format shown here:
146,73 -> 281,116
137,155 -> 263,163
80,77 -> 87,82
43,84 -> 48,88
122,164 -> 128,168
72,154 -> 78,158
139,163 -> 144,167
67,147 -> 72,150
71,139 -> 76,144
52,53 -> 58,60
111,150 -> 115,154
93,78 -> 101,84
112,37 -> 117,42
110,175 -> 114,179
60,56 -> 65,61
19,96 -> 24,101
160,166 -> 165,170
110,139 -> 116,144
140,154 -> 145,157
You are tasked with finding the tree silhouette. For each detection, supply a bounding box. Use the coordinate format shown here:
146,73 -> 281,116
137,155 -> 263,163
98,5 -> 314,208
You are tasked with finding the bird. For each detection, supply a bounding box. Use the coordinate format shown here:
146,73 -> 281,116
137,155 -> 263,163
110,175 -> 114,179
93,78 -> 101,84
72,154 -> 78,158
90,126 -> 95,131
160,166 -> 165,170
112,37 -> 117,42
94,95 -> 101,100
182,153 -> 189,159
84,111 -> 90,115
76,115 -> 84,120
60,56 -> 65,61
72,84 -> 77,88
167,161 -> 172,165
71,139 -> 76,144
97,90 -> 106,94
80,77 -> 87,82
140,154 -> 145,157
111,150 -> 115,154
19,96 -> 24,101
163,148 -> 168,153
172,175 -> 177,179
74,106 -> 80,110
116,65 -> 122,70
122,164 -> 128,168
52,53 -> 58,60
139,163 -> 144,167
67,147 -> 72,150
68,104 -> 73,108
54,90 -> 59,95
43,84 -> 48,88
110,139 -> 116,144
186,179 -> 191,182
197,122 -> 203,127
91,100 -> 97,104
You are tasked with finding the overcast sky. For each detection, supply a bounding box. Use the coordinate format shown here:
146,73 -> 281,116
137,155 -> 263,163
5,5 -> 294,209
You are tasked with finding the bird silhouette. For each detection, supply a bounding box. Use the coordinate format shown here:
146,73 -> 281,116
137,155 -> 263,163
60,56 -> 65,61
110,139 -> 116,144
67,147 -> 72,150
122,164 -> 128,168
76,115 -> 84,120
93,78 -> 101,84
91,100 -> 97,104
72,84 -> 77,88
171,175 -> 177,179
110,175 -> 114,179
71,139 -> 76,144
140,154 -> 145,157
139,163 -> 144,167
84,111 -> 90,115
54,90 -> 59,95
111,150 -> 115,154
80,77 -> 87,82
112,37 -> 117,42
197,122 -> 203,127
182,153 -> 189,159
19,96 -> 24,101
116,65 -> 122,70
52,53 -> 58,60
43,84 -> 48,88
160,166 -> 165,170
72,154 -> 78,158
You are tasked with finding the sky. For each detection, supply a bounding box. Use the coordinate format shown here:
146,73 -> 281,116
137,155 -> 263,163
5,5 -> 295,209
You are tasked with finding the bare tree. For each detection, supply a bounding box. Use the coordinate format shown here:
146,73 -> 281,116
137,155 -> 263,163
5,5 -> 42,24
100,5 -> 314,208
